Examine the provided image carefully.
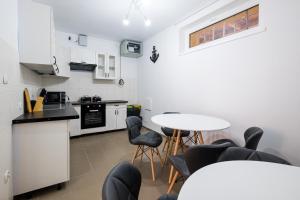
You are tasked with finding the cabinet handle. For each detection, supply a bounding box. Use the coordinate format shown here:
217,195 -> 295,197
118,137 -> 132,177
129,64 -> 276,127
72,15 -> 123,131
53,56 -> 57,65
115,110 -> 116,115
53,56 -> 59,74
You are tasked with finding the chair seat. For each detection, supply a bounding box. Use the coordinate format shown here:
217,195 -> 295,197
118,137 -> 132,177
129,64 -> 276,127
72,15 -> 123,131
212,138 -> 238,147
131,131 -> 162,147
161,127 -> 190,137
169,154 -> 190,179
158,194 -> 178,200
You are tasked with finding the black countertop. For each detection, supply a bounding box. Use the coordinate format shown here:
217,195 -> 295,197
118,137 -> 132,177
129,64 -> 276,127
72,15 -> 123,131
12,103 -> 79,124
71,100 -> 128,105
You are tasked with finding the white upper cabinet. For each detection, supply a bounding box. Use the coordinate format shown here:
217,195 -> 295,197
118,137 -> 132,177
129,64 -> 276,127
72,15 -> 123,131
70,47 -> 96,64
94,52 -> 116,80
18,0 -> 68,77
55,45 -> 71,78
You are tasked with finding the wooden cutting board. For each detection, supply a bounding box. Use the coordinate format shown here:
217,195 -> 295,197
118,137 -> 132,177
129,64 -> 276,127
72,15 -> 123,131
24,88 -> 32,113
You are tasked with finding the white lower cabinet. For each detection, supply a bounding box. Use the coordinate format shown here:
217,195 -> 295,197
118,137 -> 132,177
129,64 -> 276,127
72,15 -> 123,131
116,106 -> 127,129
13,120 -> 70,195
106,104 -> 127,130
69,106 -> 81,137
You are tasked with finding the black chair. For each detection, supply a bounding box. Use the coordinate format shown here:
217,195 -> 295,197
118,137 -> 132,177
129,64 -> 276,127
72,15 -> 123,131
212,127 -> 263,150
102,162 -> 178,200
167,143 -> 232,193
217,147 -> 291,165
126,116 -> 163,181
158,194 -> 178,200
102,162 -> 141,200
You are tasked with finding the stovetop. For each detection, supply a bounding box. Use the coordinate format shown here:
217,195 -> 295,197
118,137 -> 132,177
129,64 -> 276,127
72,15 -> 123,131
80,95 -> 102,103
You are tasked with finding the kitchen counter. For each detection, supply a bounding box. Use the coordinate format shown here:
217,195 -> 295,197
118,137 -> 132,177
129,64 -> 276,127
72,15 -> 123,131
71,100 -> 128,105
12,103 -> 79,124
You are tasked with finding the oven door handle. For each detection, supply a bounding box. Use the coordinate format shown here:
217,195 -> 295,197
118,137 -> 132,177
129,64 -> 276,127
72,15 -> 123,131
88,109 -> 100,112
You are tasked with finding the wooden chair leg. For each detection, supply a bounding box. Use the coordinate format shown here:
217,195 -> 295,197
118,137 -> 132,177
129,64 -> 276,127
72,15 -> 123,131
140,145 -> 144,161
180,138 -> 185,152
198,131 -> 204,144
168,165 -> 174,184
173,130 -> 181,155
167,171 -> 179,194
132,145 -> 140,164
194,131 -> 198,144
163,137 -> 171,165
149,148 -> 156,181
155,148 -> 163,166
162,138 -> 168,152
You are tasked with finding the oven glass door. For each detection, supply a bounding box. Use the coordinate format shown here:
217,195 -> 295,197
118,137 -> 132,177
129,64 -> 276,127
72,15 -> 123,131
81,104 -> 106,129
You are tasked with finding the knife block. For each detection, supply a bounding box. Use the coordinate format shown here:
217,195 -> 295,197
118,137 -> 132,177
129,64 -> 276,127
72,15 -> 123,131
33,97 -> 44,112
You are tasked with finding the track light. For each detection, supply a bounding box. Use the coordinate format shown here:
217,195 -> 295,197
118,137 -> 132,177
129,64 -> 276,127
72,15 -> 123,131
144,18 -> 151,26
123,0 -> 152,27
123,18 -> 130,26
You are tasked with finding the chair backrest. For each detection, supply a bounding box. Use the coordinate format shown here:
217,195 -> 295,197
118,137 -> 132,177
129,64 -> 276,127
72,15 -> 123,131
161,112 -> 180,135
102,162 -> 142,200
126,116 -> 142,143
244,127 -> 263,150
184,143 -> 232,174
217,147 -> 290,165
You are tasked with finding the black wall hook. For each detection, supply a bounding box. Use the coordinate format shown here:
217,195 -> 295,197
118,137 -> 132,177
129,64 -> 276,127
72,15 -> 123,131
150,46 -> 159,63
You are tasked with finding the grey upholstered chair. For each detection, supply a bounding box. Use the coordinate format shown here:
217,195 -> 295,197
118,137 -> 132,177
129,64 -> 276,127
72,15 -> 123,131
102,162 -> 141,200
167,143 -> 232,193
126,116 -> 163,181
102,162 -> 177,200
217,147 -> 290,165
212,127 -> 263,150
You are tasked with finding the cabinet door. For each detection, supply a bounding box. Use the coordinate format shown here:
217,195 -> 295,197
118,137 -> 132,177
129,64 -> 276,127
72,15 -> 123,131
18,0 -> 52,65
82,49 -> 96,64
106,106 -> 117,131
69,106 -> 81,137
116,106 -> 127,129
107,55 -> 116,79
55,45 -> 71,77
50,9 -> 56,64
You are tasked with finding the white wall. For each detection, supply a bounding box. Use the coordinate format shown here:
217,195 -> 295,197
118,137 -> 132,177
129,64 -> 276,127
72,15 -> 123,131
42,31 -> 138,103
138,0 -> 300,165
0,0 -> 42,199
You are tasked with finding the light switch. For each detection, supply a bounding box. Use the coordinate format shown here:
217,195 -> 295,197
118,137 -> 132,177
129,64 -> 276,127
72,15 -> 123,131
3,73 -> 8,84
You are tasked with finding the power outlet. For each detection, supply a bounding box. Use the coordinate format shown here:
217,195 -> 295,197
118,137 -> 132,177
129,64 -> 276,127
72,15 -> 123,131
4,170 -> 11,184
2,73 -> 8,84
18,102 -> 23,111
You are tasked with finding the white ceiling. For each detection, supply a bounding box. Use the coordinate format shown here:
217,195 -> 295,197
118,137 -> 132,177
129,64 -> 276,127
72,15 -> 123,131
34,0 -> 212,41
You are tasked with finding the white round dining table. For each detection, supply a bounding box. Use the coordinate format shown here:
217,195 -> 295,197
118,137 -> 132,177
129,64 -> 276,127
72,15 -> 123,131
151,114 -> 231,132
151,113 -> 231,185
178,161 -> 300,200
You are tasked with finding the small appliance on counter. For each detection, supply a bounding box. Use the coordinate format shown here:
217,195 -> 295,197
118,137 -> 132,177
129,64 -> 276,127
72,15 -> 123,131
44,91 -> 66,105
92,95 -> 102,102
80,95 -> 102,103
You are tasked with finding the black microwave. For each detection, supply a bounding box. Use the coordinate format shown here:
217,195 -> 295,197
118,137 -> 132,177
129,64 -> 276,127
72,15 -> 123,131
44,92 -> 66,104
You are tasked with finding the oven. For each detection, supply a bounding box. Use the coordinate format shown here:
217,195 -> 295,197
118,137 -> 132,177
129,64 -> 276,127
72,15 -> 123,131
81,104 -> 106,129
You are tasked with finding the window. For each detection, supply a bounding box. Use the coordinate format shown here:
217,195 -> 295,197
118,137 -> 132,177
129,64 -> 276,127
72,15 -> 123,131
189,5 -> 259,48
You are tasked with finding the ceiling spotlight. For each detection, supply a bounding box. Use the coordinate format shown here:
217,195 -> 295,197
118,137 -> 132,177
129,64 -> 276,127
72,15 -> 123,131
123,18 -> 130,26
144,18 -> 151,26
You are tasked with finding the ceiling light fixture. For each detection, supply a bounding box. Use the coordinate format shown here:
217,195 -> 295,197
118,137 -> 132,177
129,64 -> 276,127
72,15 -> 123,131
144,18 -> 151,26
122,0 -> 151,27
122,18 -> 130,26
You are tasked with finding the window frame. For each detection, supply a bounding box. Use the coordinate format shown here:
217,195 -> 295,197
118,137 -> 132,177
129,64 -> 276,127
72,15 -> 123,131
179,0 -> 266,55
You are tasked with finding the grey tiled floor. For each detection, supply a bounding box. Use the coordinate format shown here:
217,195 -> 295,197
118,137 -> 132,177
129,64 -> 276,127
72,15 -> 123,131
17,129 -> 182,200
